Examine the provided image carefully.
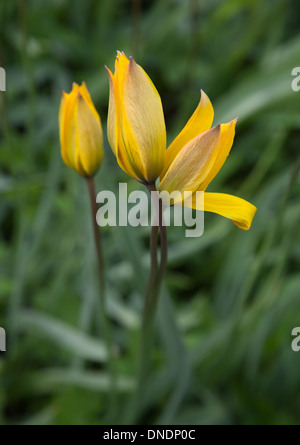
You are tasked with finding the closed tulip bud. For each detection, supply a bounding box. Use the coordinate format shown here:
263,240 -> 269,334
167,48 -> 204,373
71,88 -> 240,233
59,82 -> 104,177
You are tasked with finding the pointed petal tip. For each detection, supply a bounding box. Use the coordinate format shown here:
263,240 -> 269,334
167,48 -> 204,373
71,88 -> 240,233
105,65 -> 113,80
61,90 -> 70,99
226,117 -> 238,127
214,123 -> 221,133
128,56 -> 137,73
116,50 -> 127,59
199,89 -> 211,106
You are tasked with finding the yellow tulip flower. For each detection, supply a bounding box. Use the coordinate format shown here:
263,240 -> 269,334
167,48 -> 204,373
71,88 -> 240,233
59,82 -> 104,177
158,90 -> 256,230
106,52 -> 256,230
106,51 -> 166,184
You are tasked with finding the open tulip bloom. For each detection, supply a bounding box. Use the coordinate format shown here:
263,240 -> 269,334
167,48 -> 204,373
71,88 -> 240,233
106,51 -> 256,231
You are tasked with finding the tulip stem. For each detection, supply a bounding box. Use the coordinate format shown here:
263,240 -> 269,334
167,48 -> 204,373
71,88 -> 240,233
145,183 -> 168,325
144,184 -> 159,320
135,183 -> 168,421
86,177 -> 117,422
86,177 -> 105,297
156,207 -> 168,307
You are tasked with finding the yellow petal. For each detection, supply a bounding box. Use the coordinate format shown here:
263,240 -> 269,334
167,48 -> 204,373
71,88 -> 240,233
106,66 -> 118,156
79,82 -> 100,122
120,56 -> 166,183
115,51 -> 130,93
115,54 -> 149,180
160,90 -> 214,179
188,192 -> 256,230
59,84 -> 79,170
200,118 -> 237,191
75,91 -> 104,177
106,65 -> 140,180
158,125 -> 220,201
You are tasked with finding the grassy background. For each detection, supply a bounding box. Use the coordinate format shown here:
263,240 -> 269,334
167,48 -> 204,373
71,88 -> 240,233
1,0 -> 300,425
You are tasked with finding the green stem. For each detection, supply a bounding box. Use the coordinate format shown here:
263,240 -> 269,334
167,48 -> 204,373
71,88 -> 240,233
86,177 -> 117,423
134,183 -> 168,422
143,183 -> 159,321
86,178 -> 105,297
151,199 -> 168,322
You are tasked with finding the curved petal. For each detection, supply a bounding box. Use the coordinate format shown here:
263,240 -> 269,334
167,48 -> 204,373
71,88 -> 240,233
79,82 -> 100,122
109,52 -> 130,155
200,192 -> 256,230
199,118 -> 237,191
158,125 -> 220,199
106,66 -> 118,156
60,84 -> 79,169
120,57 -> 166,183
115,51 -> 130,93
75,92 -> 104,177
160,90 -> 214,179
106,65 -> 140,180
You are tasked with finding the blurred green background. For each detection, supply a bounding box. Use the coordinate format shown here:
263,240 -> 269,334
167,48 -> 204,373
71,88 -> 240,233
1,0 -> 300,425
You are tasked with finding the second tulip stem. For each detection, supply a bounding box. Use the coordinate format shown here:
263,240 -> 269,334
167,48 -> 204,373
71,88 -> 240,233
86,177 -> 117,422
